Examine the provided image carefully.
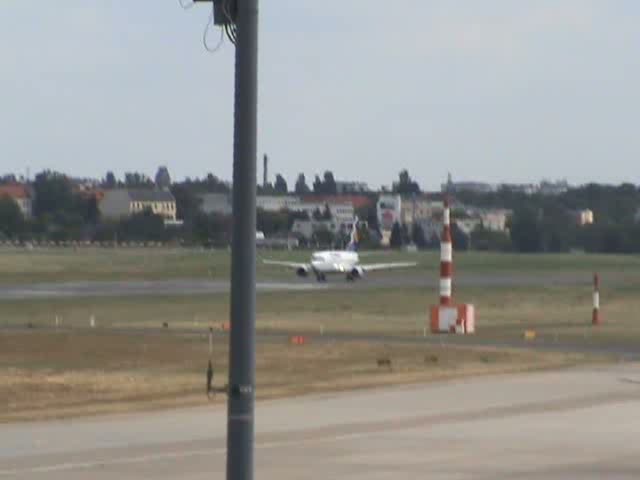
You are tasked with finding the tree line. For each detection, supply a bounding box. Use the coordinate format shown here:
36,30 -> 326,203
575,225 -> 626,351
2,169 -> 640,253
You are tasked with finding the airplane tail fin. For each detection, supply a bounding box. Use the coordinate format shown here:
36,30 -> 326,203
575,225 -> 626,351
346,217 -> 360,251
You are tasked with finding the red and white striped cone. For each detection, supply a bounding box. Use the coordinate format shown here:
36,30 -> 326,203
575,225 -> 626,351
592,273 -> 601,325
440,198 -> 453,306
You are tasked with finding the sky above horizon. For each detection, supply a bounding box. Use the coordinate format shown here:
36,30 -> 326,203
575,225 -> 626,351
1,1 -> 639,191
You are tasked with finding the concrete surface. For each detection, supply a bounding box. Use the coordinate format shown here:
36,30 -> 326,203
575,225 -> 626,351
0,271 -> 598,301
2,364 -> 640,479
0,280 -> 326,300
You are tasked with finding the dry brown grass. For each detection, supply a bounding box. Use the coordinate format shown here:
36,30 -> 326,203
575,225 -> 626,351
0,330 -> 604,423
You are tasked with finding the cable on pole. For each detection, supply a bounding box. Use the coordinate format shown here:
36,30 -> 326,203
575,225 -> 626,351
204,17 -> 225,53
202,2 -> 225,53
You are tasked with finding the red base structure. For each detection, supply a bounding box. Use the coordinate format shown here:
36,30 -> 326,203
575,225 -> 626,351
430,304 -> 475,334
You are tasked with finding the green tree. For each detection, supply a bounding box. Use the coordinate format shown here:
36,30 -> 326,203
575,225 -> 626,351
274,174 -> 288,194
312,175 -> 323,194
356,203 -> 379,231
171,184 -> 203,223
93,221 -> 119,243
33,171 -> 74,217
84,196 -> 100,224
313,226 -> 334,247
0,174 -> 17,185
104,171 -> 117,189
322,171 -> 337,194
390,221 -> 403,248
411,223 -> 427,248
124,172 -> 154,189
470,225 -> 512,251
393,169 -> 421,195
311,171 -> 338,194
322,204 -> 332,220
294,174 -> 310,194
0,197 -> 24,238
193,212 -> 232,246
117,210 -> 166,242
451,223 -> 470,251
256,209 -> 289,236
204,173 -> 231,193
511,207 -> 543,252
287,210 -> 310,230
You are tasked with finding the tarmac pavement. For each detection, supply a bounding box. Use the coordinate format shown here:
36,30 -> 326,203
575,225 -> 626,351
2,364 -> 640,479
0,271 -> 601,301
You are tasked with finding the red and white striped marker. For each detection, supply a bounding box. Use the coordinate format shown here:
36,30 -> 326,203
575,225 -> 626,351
440,198 -> 453,306
592,273 -> 601,325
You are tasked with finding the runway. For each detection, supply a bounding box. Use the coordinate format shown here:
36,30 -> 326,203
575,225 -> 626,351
0,280 -> 327,300
2,364 -> 640,479
0,271 -> 601,301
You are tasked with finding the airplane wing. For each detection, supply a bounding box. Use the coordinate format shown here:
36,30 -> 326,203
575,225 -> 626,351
359,262 -> 418,272
263,259 -> 310,270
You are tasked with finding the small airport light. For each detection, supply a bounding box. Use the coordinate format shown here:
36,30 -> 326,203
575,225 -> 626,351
592,273 -> 601,325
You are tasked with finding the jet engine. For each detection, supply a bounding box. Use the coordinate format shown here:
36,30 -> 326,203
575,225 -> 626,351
296,266 -> 310,277
347,266 -> 364,281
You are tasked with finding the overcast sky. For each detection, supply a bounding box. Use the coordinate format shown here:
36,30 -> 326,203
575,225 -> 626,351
1,1 -> 638,190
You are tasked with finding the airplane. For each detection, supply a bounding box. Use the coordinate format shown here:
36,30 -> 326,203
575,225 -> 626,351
263,219 -> 418,282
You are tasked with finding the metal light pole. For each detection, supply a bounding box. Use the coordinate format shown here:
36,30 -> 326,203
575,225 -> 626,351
227,0 -> 259,479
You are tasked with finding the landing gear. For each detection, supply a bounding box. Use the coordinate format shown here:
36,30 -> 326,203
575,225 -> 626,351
315,273 -> 327,282
345,274 -> 355,282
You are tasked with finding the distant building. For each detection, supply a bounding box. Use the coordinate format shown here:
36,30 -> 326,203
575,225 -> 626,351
306,202 -> 354,226
291,218 -> 358,241
442,173 -> 495,194
456,218 -> 483,236
256,195 -> 301,212
200,193 -> 233,216
254,195 -> 356,226
444,206 -> 511,233
100,189 -> 177,223
377,194 -> 402,231
291,219 -> 337,240
576,209 -> 594,226
0,184 -> 33,218
475,208 -> 511,232
400,196 -> 444,226
376,194 -> 401,246
301,194 -> 374,210
199,193 -> 356,227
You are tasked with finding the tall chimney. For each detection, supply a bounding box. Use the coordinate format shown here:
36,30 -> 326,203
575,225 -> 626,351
263,154 -> 268,188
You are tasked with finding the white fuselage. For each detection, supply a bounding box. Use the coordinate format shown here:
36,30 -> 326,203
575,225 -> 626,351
310,250 -> 360,274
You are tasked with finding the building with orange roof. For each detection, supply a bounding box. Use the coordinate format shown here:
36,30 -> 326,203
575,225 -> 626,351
0,184 -> 33,218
